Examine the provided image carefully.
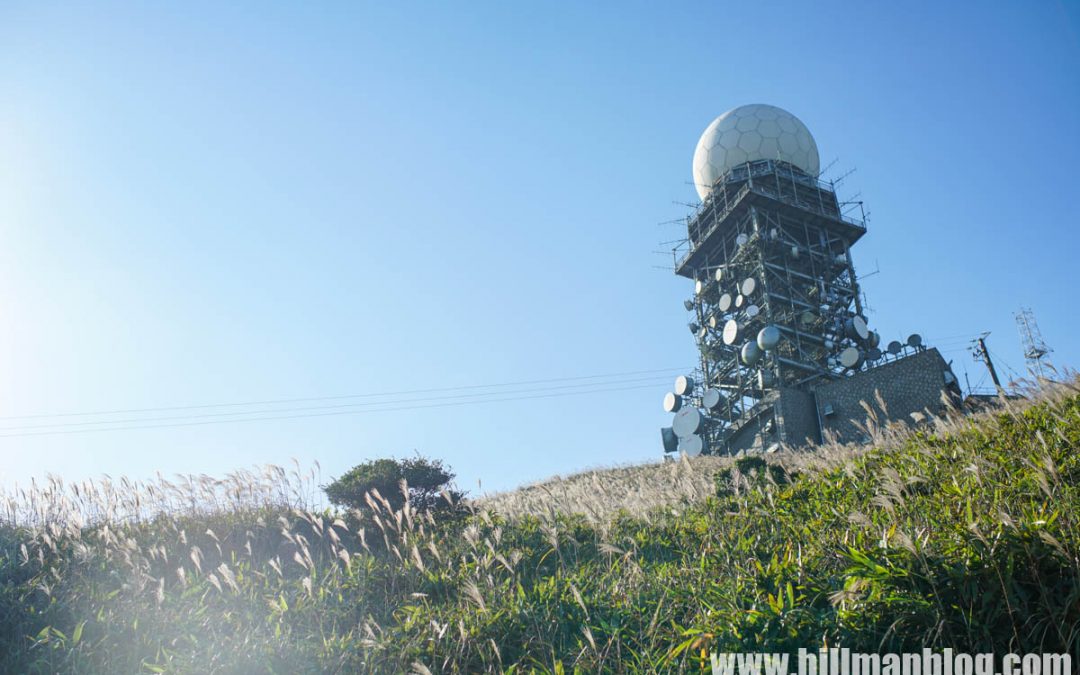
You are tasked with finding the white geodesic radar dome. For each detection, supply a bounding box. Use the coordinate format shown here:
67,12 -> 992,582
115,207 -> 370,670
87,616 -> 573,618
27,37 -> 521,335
692,104 -> 820,201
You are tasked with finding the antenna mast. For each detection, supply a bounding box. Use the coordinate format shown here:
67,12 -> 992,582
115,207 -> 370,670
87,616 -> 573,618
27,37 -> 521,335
1015,307 -> 1053,379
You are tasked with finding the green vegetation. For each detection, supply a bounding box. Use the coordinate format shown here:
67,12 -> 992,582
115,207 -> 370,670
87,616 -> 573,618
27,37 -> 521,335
1,385 -> 1079,673
323,455 -> 463,513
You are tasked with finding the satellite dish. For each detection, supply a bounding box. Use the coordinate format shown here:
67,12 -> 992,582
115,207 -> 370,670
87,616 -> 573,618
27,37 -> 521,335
735,294 -> 746,309
867,331 -> 880,349
688,322 -> 700,333
683,299 -> 696,312
845,316 -> 869,341
887,340 -> 902,355
660,427 -> 679,453
758,370 -> 775,388
722,319 -> 741,345
674,375 -> 695,396
697,326 -> 708,340
695,280 -> 705,295
907,333 -> 923,348
672,407 -> 704,438
708,314 -> 721,329
663,392 -> 683,413
717,293 -> 733,312
839,346 -> 861,369
714,267 -> 725,282
702,388 -> 723,409
866,347 -> 883,361
741,341 -> 762,366
744,304 -> 760,319
680,433 -> 705,457
757,325 -> 781,351
735,233 -> 749,247
740,277 -> 758,296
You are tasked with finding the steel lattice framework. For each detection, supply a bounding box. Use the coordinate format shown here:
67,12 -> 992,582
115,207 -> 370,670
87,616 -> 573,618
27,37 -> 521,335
1015,307 -> 1054,380
669,159 -> 875,454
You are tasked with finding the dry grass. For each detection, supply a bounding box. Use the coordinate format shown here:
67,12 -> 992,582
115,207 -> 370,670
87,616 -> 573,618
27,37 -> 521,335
477,455 -> 729,523
477,446 -> 878,524
1,460 -> 320,532
478,375 -> 1077,524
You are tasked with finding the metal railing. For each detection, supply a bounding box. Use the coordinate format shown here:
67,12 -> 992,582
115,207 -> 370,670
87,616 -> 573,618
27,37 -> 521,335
673,161 -> 865,271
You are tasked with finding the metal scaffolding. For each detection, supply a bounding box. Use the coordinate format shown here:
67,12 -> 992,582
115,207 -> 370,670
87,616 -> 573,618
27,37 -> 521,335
1015,307 -> 1054,380
666,159 -> 882,455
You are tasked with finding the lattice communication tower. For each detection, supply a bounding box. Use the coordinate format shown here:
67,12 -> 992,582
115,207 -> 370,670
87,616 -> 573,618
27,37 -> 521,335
660,104 -> 942,456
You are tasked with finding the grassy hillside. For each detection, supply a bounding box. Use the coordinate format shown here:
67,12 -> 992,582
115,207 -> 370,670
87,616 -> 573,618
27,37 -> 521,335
477,437 -> 866,525
2,382 -> 1079,673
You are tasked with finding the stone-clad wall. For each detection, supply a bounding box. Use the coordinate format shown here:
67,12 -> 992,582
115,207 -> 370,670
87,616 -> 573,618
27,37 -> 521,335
813,348 -> 956,445
778,386 -> 820,447
722,348 -> 957,454
726,414 -> 770,455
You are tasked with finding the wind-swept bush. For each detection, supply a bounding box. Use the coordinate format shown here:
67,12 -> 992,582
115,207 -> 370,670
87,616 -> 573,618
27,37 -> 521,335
323,455 -> 463,513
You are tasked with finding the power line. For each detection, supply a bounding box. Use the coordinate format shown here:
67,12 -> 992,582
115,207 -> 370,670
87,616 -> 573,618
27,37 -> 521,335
0,380 -> 668,439
926,333 -> 979,342
930,338 -> 980,347
0,366 -> 693,422
987,349 -> 1023,383
0,374 -> 679,432
971,371 -> 989,394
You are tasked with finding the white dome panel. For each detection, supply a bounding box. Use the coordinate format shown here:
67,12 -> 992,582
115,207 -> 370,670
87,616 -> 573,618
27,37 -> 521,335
737,130 -> 762,152
759,138 -> 780,160
724,147 -> 748,168
693,147 -> 709,172
692,104 -> 820,200
755,106 -> 779,120
718,128 -> 741,149
736,115 -> 758,132
757,119 -> 781,138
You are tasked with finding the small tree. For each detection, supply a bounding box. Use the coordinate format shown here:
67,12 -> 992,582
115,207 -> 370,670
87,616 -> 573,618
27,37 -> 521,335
323,455 -> 463,513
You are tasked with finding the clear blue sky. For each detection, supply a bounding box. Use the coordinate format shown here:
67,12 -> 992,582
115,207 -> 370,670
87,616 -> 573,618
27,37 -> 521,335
1,1 -> 1078,494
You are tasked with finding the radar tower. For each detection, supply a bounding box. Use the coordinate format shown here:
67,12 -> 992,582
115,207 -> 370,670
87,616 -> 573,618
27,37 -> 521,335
659,104 -> 961,455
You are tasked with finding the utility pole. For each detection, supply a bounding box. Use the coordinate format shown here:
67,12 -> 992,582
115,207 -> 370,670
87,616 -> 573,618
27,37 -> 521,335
971,333 -> 1002,391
